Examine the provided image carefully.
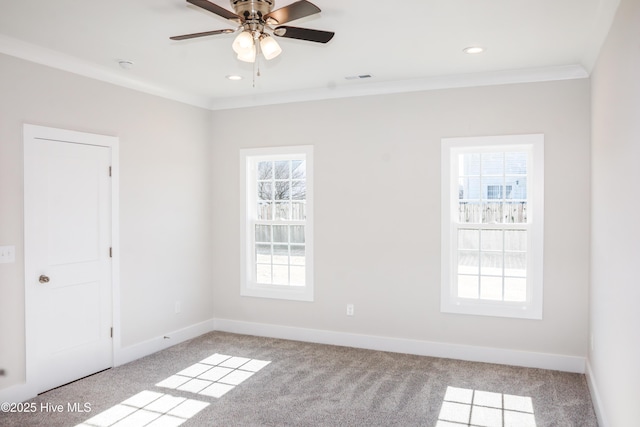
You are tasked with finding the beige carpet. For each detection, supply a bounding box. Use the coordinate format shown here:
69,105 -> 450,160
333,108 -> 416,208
0,331 -> 597,426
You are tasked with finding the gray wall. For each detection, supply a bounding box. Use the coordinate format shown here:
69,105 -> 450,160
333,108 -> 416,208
0,54 -> 214,390
590,0 -> 640,424
211,79 -> 591,357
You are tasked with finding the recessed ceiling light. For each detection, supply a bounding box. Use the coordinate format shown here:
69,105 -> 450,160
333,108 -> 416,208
226,75 -> 243,81
463,46 -> 485,54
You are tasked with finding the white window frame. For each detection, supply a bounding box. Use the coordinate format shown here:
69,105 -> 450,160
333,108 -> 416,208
240,145 -> 314,301
441,134 -> 544,319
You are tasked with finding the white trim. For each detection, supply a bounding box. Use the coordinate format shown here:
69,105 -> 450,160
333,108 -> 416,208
0,383 -> 34,407
209,65 -> 588,110
240,146 -> 314,302
585,360 -> 609,427
114,319 -> 215,367
23,124 -> 120,398
0,35 -> 211,109
0,34 -> 587,111
213,318 -> 586,373
440,134 -> 544,319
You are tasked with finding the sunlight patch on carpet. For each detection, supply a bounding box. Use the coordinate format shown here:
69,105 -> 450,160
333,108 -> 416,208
76,390 -> 209,427
155,353 -> 271,398
436,386 -> 536,427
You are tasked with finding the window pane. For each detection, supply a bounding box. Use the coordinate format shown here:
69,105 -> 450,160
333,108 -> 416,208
256,264 -> 271,284
290,245 -> 305,265
481,152 -> 503,176
505,176 -> 527,200
458,229 -> 479,250
480,253 -> 502,276
292,202 -> 306,220
481,202 -> 503,224
274,181 -> 290,200
458,275 -> 479,299
459,202 -> 482,223
257,201 -> 273,220
505,230 -> 527,251
255,225 -> 270,243
290,225 -> 305,243
480,276 -> 502,300
459,176 -> 481,201
505,152 -> 527,174
504,277 -> 527,302
291,181 -> 306,200
273,244 -> 288,265
504,202 -> 527,223
505,253 -> 527,277
273,225 -> 288,243
272,265 -> 288,285
257,161 -> 272,180
274,161 -> 290,179
275,202 -> 290,220
256,244 -> 271,264
290,266 -> 305,286
458,251 -> 479,275
257,182 -> 272,200
460,153 -> 481,176
481,230 -> 502,251
292,160 -> 306,179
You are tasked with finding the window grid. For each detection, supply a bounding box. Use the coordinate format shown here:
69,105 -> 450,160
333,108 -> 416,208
253,159 -> 307,287
455,150 -> 529,303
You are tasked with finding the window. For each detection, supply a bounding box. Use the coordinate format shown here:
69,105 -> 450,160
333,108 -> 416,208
441,135 -> 544,319
240,146 -> 313,301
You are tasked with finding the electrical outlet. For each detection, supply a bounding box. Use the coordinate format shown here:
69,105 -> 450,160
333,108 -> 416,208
346,304 -> 354,316
0,246 -> 16,264
175,301 -> 181,314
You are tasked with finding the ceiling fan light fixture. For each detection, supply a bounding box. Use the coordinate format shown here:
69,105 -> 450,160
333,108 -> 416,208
237,44 -> 257,62
232,30 -> 255,54
260,35 -> 282,60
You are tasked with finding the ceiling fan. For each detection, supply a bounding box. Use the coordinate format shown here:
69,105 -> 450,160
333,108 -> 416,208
171,0 -> 335,63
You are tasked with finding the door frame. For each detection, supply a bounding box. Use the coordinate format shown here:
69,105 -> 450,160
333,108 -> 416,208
23,124 -> 120,396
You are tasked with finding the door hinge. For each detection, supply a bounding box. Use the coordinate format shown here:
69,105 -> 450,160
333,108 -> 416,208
109,166 -> 112,177
109,247 -> 112,258
110,327 -> 113,338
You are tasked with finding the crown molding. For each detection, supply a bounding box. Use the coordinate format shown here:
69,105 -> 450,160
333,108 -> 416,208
208,64 -> 589,110
0,34 -> 212,109
0,34 -> 588,112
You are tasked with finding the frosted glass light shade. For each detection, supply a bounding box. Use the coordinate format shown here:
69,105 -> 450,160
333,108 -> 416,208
232,31 -> 254,54
260,36 -> 282,60
237,45 -> 256,63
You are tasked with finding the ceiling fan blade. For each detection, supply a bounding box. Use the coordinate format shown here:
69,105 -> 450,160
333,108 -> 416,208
170,28 -> 235,40
274,26 -> 334,43
186,0 -> 240,21
265,0 -> 321,25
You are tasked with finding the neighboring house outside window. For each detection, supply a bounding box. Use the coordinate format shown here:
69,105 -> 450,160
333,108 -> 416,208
441,135 -> 544,319
240,146 -> 314,301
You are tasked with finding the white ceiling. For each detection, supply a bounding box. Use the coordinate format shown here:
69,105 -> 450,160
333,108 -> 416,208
0,0 -> 620,110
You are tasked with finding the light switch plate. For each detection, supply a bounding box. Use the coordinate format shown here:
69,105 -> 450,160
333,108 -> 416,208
0,246 -> 16,263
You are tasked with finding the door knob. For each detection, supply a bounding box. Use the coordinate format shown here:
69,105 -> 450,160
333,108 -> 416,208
39,275 -> 50,284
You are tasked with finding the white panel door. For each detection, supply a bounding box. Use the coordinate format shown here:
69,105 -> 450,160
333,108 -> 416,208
24,127 -> 114,394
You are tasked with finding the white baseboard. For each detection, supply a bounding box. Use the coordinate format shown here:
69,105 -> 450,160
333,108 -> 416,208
1,317 -> 586,404
114,318 -> 215,366
213,318 -> 586,373
0,382 -> 35,406
585,359 -> 608,427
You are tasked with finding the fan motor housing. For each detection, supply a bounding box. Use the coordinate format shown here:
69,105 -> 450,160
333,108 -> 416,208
231,0 -> 274,18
